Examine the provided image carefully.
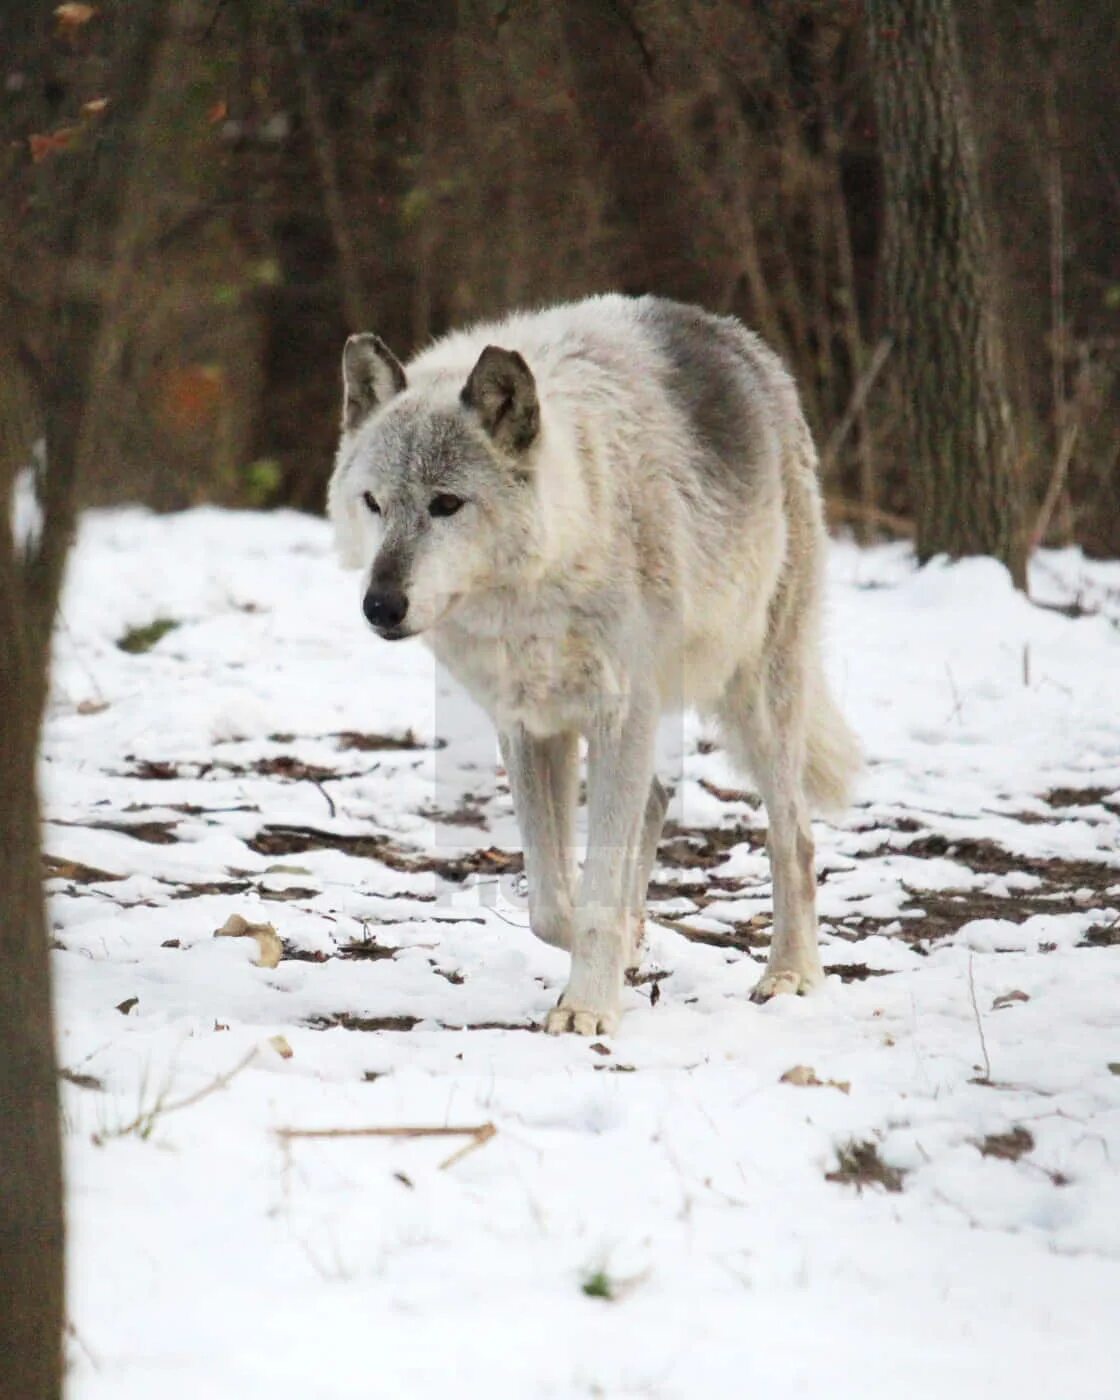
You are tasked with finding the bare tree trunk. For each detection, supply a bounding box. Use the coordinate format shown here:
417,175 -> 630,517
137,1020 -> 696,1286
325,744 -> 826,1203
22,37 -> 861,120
868,0 -> 1026,585
0,7 -> 168,1394
0,445 -> 63,1393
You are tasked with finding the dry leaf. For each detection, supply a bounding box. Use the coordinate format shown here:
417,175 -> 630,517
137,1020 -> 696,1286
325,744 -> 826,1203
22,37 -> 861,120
207,99 -> 228,126
55,3 -> 97,30
77,698 -> 109,715
116,996 -> 139,1015
992,990 -> 1030,1011
29,127 -> 79,163
780,1064 -> 850,1094
82,97 -> 109,116
214,913 -> 282,969
268,1034 -> 294,1060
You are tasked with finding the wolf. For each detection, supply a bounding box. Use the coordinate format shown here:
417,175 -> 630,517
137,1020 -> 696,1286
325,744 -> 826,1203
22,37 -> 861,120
328,294 -> 859,1035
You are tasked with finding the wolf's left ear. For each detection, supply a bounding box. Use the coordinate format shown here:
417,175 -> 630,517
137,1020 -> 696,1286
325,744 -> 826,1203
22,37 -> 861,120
461,346 -> 539,453
342,333 -> 407,431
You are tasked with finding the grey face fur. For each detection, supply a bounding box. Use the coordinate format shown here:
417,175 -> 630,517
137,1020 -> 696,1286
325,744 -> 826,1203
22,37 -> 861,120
332,341 -> 540,639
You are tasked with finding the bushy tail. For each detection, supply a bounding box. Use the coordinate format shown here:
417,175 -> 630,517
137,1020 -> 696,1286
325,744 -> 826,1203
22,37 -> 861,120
804,679 -> 861,815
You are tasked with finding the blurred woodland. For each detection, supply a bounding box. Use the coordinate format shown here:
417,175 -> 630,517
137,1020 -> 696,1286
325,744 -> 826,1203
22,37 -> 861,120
2,8 -> 1119,1392
2,0 -> 1119,545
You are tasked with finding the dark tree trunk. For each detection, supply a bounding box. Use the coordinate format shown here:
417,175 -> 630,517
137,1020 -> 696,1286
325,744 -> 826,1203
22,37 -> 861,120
0,531 -> 63,1400
867,0 -> 1026,585
0,6 -> 168,1393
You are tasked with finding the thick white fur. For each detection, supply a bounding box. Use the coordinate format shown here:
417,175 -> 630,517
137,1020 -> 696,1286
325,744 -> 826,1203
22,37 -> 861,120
328,294 -> 860,1034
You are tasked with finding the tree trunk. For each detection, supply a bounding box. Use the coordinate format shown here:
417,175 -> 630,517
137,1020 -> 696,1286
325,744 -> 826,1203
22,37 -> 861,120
867,0 -> 1026,586
0,6 -> 168,1393
0,531 -> 63,1400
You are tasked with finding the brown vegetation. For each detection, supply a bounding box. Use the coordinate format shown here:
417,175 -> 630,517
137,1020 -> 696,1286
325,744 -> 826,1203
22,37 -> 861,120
1,2 -> 1114,550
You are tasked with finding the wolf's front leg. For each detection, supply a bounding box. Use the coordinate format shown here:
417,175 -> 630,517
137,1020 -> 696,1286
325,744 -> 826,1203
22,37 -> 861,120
545,697 -> 657,1036
500,728 -> 577,950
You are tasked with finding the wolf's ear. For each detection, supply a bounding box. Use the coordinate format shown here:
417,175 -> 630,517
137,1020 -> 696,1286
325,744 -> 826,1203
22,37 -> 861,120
342,333 -> 406,431
460,346 -> 539,453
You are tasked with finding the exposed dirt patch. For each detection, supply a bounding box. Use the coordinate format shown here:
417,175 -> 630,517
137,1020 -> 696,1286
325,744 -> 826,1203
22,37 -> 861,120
333,729 -> 443,752
1044,786 -> 1120,814
119,754 -> 365,783
246,755 -> 339,782
43,854 -> 125,883
279,942 -> 331,963
976,1126 -> 1034,1162
658,821 -> 767,869
1081,918 -> 1120,947
658,918 -> 768,956
336,938 -> 402,961
245,824 -> 523,881
168,879 -> 252,899
825,963 -> 894,982
307,1011 -> 538,1033
886,833 -> 1024,876
307,1012 -> 420,1032
826,1139 -> 905,1192
65,818 -> 181,845
419,796 -> 490,828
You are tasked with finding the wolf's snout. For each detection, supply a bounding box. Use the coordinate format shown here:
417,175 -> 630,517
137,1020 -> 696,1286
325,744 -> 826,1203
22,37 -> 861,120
363,586 -> 408,633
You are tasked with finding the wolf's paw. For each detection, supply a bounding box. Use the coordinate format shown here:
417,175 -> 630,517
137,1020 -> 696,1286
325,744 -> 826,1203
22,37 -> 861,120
750,966 -> 822,1003
544,1001 -> 620,1037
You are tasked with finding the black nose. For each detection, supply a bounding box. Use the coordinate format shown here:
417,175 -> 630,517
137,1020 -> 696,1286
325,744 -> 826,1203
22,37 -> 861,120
363,587 -> 409,631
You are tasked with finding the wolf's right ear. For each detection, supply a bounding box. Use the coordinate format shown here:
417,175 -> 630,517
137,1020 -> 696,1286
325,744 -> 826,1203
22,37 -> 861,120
342,334 -> 407,431
460,346 -> 539,454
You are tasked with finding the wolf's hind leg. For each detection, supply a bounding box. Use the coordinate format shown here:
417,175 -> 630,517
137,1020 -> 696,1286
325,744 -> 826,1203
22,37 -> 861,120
500,728 -> 577,951
718,667 -> 823,1000
626,776 -> 668,971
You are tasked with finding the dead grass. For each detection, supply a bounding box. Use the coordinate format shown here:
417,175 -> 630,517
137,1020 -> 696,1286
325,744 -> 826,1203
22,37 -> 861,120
826,1139 -> 905,1193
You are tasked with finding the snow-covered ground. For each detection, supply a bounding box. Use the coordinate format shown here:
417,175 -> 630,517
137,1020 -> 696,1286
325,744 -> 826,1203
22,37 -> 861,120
44,507 -> 1120,1399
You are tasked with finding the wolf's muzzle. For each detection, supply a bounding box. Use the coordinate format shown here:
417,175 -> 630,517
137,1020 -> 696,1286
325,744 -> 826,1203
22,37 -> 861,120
363,586 -> 409,635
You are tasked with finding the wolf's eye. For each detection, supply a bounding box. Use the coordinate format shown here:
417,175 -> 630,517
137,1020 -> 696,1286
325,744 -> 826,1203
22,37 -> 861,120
361,491 -> 380,515
429,493 -> 465,518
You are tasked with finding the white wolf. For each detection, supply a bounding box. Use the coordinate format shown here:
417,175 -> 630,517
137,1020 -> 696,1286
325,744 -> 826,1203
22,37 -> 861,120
328,294 -> 859,1034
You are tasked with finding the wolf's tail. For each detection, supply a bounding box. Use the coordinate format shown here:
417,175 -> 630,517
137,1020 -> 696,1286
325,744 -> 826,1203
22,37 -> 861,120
804,676 -> 861,815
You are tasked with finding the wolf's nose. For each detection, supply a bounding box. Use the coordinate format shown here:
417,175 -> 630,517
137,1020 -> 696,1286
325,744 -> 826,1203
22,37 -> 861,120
363,587 -> 408,631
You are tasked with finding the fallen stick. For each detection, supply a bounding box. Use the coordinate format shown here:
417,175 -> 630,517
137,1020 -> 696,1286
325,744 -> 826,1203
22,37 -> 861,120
274,1121 -> 497,1171
1030,420 -> 1079,549
822,334 -> 893,472
827,497 -> 915,538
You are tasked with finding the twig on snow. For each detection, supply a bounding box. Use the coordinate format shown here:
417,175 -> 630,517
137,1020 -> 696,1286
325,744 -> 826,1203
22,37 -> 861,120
310,777 -> 336,818
274,1121 -> 498,1171
967,956 -> 992,1084
93,1047 -> 258,1144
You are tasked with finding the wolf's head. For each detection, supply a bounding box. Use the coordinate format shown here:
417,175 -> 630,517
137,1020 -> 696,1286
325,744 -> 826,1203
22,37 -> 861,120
327,334 -> 541,640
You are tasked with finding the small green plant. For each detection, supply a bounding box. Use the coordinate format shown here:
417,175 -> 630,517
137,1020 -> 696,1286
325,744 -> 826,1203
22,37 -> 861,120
240,457 -> 283,507
116,618 -> 180,654
581,1269 -> 615,1300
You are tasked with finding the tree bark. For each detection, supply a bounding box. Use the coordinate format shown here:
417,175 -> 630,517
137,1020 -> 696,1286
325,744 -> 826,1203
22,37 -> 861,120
0,6 -> 168,1394
0,525 -> 62,1400
867,0 -> 1026,585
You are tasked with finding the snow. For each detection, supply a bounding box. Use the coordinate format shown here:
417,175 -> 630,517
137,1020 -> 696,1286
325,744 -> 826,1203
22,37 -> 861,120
45,507 -> 1120,1399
